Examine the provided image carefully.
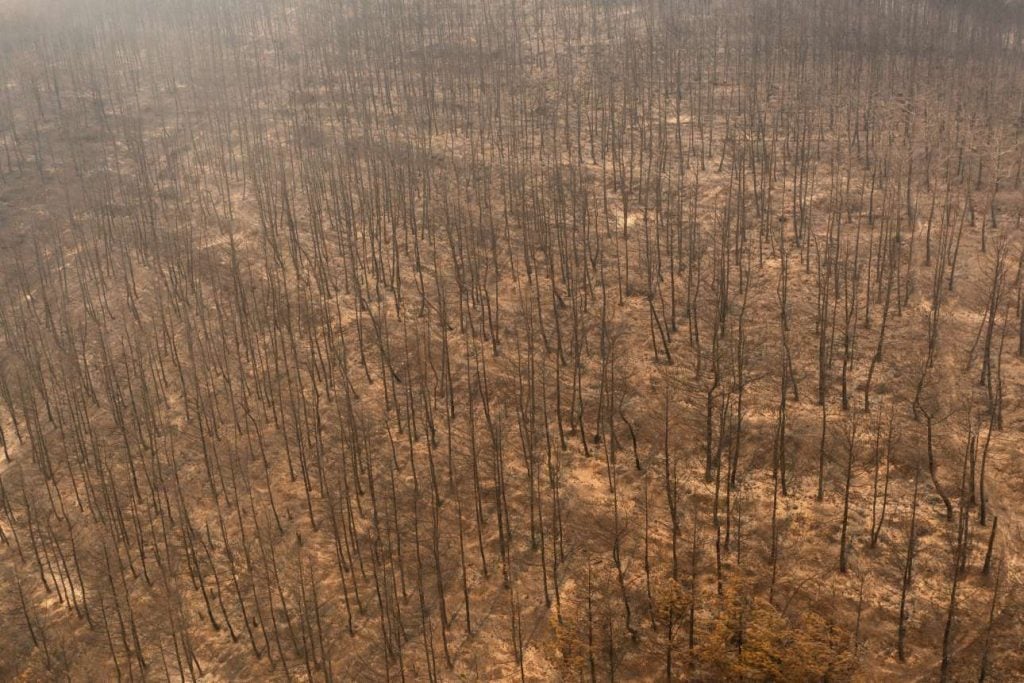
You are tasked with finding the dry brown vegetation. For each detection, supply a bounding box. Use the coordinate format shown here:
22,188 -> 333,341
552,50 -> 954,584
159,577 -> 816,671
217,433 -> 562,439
1,0 -> 1024,680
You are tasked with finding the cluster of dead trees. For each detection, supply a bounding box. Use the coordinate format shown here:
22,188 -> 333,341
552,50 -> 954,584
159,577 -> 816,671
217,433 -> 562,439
0,0 -> 1023,680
